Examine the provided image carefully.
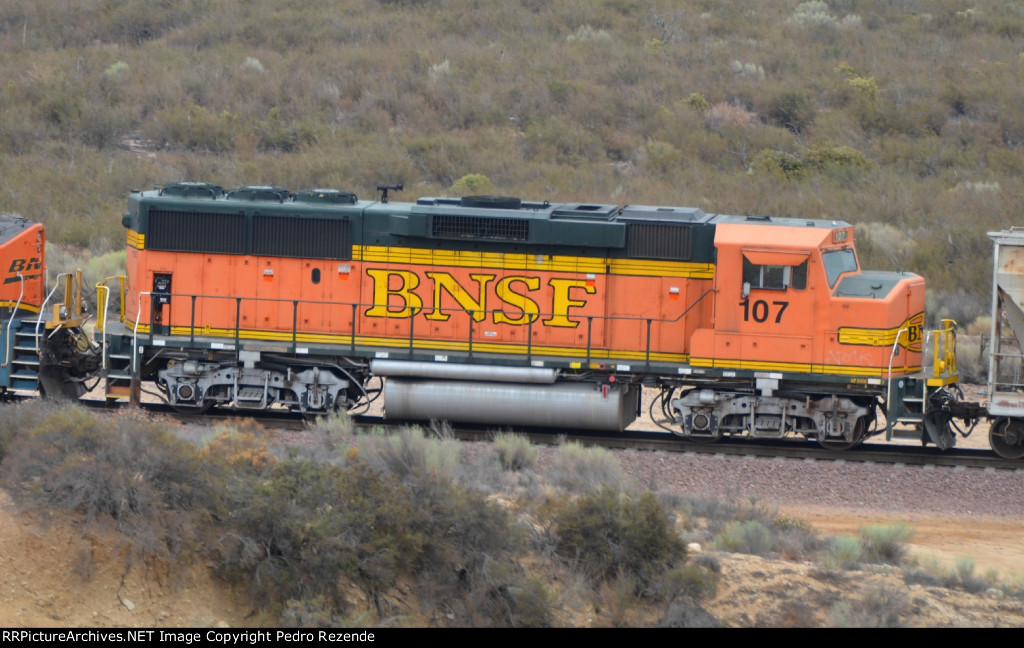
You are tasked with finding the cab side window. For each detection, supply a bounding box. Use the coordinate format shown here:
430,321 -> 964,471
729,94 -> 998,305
743,258 -> 807,290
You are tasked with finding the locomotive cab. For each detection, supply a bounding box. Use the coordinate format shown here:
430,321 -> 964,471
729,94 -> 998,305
692,219 -> 924,379
678,218 -> 924,448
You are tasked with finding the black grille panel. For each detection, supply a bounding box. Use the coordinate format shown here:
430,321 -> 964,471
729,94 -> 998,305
432,215 -> 529,241
627,223 -> 693,260
254,216 -> 351,259
148,210 -> 245,254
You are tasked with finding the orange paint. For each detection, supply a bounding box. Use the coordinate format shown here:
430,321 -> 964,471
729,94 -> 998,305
123,219 -> 921,378
0,222 -> 45,313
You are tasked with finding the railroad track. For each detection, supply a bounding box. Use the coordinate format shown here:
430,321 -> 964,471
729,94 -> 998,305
443,425 -> 1020,471
76,398 -> 1022,472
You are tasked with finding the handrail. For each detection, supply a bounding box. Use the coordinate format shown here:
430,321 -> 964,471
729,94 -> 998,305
33,272 -> 76,362
97,284 -> 109,370
94,275 -> 126,335
132,291 -> 146,374
928,318 -> 958,382
126,286 -> 717,366
885,327 -> 910,440
95,275 -> 126,371
2,273 -> 24,368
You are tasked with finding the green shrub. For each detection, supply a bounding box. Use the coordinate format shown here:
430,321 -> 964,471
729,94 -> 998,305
554,487 -> 687,591
822,535 -> 863,570
655,562 -> 719,605
766,90 -> 816,134
773,515 -> 823,560
0,401 -> 61,461
215,459 -> 424,616
945,555 -> 991,594
858,523 -> 915,565
493,432 -> 538,471
360,424 -> 461,480
828,581 -> 908,628
1,405 -> 211,569
305,409 -> 356,458
903,566 -> 942,587
714,520 -> 772,556
758,149 -> 809,180
523,117 -> 606,167
450,173 -> 496,196
550,440 -> 625,491
686,92 -> 711,112
637,139 -> 684,177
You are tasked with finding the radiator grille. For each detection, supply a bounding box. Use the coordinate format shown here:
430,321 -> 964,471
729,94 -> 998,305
627,223 -> 693,260
432,215 -> 529,241
148,210 -> 246,254
254,216 -> 351,259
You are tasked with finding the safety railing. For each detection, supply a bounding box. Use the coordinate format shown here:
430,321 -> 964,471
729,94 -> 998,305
31,270 -> 86,358
95,275 -> 126,370
924,318 -> 959,385
1,272 -> 24,368
126,288 -> 715,375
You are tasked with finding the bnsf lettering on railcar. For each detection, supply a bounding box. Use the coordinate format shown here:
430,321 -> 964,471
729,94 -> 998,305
364,268 -> 597,328
3,257 -> 42,284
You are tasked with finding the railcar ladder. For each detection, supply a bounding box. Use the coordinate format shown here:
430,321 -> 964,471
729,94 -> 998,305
103,352 -> 134,400
8,322 -> 42,393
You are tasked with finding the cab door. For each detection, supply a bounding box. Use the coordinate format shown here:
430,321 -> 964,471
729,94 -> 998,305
735,250 -> 815,370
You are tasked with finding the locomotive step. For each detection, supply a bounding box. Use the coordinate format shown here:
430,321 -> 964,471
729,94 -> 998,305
235,387 -> 266,402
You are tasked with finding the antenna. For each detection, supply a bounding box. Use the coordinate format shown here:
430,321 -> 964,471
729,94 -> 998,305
376,184 -> 404,204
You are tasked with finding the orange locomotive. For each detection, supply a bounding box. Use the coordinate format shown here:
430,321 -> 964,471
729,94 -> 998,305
0,213 -> 98,398
96,181 -> 961,451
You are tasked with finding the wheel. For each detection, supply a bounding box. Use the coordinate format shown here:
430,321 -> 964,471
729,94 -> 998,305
989,418 -> 1024,460
817,417 -> 865,451
679,429 -> 723,443
171,401 -> 214,415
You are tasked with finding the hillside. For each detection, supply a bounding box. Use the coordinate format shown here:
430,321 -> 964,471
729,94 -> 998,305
1,431 -> 1022,628
1,0 -> 1022,327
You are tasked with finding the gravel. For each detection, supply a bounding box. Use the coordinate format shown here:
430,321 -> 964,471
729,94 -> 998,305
605,448 -> 1024,519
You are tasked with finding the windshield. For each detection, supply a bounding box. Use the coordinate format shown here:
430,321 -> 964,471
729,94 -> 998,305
823,248 -> 858,287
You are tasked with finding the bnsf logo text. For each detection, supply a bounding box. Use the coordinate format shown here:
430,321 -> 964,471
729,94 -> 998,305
3,258 -> 42,284
364,269 -> 596,328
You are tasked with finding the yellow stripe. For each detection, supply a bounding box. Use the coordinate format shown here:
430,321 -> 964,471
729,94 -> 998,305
353,245 -> 713,278
130,239 -> 714,279
607,258 -> 715,279
354,245 -> 606,273
130,321 -> 920,376
838,329 -> 901,346
127,230 -> 145,250
691,357 -> 814,373
691,356 -> 921,376
0,301 -> 41,314
128,321 -> 689,363
838,313 -> 925,351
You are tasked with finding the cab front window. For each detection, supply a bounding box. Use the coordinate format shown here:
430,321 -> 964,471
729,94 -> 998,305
823,248 -> 858,287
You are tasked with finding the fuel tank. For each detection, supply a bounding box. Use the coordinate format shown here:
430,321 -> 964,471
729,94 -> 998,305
383,378 -> 639,432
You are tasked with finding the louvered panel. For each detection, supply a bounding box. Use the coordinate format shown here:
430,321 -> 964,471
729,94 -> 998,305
627,223 -> 693,260
148,210 -> 245,254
